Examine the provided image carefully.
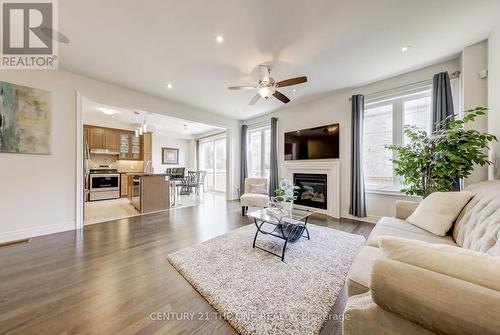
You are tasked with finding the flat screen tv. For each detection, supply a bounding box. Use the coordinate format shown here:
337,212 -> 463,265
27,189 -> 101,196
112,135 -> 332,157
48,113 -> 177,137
284,123 -> 339,160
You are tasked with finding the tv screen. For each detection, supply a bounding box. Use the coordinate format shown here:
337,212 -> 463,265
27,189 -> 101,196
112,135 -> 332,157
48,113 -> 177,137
284,123 -> 339,160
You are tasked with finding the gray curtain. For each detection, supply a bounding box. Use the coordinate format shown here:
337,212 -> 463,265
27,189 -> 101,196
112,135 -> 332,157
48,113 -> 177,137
432,72 -> 455,132
432,71 -> 460,190
269,117 -> 279,196
240,125 -> 248,197
349,95 -> 367,217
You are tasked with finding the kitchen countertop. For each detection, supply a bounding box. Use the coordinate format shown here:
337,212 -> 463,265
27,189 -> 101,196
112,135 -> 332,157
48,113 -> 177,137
126,173 -> 169,177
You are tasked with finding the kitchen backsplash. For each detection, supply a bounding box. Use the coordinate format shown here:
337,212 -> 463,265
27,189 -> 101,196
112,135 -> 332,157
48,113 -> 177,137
117,160 -> 144,172
89,154 -> 143,172
89,154 -> 117,167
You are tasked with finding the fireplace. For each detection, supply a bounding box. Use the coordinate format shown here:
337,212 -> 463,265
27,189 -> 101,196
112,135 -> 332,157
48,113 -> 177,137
293,173 -> 328,210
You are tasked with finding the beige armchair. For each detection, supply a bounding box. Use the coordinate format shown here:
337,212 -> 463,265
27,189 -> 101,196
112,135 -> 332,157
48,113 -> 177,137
240,178 -> 269,215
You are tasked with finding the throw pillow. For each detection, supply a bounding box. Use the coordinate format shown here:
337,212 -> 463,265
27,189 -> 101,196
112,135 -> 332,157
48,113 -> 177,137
406,191 -> 473,236
250,184 -> 267,195
378,236 -> 500,291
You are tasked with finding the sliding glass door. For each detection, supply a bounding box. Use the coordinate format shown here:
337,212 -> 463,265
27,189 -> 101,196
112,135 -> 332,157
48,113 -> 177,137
199,136 -> 226,193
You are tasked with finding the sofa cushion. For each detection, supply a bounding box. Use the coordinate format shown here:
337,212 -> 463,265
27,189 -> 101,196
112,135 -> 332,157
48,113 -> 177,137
347,246 -> 383,297
406,191 -> 473,236
240,193 -> 269,207
453,181 -> 500,256
378,236 -> 500,291
367,217 -> 456,248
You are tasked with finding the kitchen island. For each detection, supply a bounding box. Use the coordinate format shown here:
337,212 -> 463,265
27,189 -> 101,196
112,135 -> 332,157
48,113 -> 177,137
127,174 -> 170,214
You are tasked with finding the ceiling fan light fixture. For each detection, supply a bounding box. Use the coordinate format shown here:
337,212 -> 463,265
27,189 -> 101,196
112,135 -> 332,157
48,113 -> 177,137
258,86 -> 274,98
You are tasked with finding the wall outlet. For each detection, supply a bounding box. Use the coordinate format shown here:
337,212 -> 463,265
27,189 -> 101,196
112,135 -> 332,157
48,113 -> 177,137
479,69 -> 488,79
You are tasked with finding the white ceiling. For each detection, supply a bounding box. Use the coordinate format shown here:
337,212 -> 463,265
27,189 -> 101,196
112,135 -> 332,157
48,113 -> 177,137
82,98 -> 223,139
60,0 -> 500,119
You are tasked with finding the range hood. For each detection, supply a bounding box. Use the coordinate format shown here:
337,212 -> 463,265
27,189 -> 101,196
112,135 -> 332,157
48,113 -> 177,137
89,148 -> 120,155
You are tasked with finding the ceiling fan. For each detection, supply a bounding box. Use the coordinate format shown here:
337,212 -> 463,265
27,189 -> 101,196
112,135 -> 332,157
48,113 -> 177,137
228,65 -> 307,105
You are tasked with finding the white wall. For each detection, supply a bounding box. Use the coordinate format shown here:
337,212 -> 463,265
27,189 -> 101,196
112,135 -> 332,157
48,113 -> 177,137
152,134 -> 194,173
461,41 -> 489,186
243,59 -> 460,221
488,23 -> 500,180
0,70 -> 239,243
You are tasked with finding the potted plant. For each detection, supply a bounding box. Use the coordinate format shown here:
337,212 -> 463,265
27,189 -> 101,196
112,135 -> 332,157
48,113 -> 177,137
273,178 -> 300,213
387,107 -> 497,198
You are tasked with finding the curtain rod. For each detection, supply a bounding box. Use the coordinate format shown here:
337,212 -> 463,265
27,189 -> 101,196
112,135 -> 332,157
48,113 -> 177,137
348,70 -> 460,101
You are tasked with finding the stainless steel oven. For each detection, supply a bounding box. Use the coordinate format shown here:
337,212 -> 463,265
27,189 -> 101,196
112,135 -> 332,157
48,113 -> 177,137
89,173 -> 120,201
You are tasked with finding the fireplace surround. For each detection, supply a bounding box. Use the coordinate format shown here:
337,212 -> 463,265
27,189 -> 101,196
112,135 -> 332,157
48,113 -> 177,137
283,160 -> 340,218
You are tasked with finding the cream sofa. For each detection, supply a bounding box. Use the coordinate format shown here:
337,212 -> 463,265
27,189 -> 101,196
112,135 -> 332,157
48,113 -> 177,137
343,181 -> 500,335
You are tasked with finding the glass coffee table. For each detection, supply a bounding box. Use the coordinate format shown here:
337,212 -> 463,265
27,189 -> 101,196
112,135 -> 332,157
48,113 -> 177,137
248,208 -> 316,262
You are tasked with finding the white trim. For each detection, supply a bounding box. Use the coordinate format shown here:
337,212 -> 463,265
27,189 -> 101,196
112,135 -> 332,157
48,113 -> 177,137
366,188 -> 407,196
283,160 -> 340,218
76,92 -> 84,230
0,221 -> 75,244
342,214 -> 379,224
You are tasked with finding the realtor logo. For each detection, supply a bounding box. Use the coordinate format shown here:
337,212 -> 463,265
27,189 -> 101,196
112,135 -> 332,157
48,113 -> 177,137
1,0 -> 58,69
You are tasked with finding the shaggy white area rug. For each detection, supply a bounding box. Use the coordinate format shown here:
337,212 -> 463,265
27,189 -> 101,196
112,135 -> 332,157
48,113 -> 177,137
168,223 -> 365,335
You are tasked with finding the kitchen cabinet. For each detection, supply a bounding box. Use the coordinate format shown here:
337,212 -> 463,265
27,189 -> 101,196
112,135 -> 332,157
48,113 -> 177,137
142,133 -> 152,173
119,132 -> 131,159
105,129 -> 120,151
84,125 -> 151,163
119,131 -> 142,160
86,125 -> 121,152
120,173 -> 128,197
89,127 -> 105,149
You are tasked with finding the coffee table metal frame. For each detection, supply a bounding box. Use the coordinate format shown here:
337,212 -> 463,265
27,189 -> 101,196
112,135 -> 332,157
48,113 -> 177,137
249,208 -> 314,262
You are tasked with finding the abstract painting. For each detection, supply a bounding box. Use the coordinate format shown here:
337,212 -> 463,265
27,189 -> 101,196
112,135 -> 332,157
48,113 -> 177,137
0,81 -> 51,154
162,147 -> 179,164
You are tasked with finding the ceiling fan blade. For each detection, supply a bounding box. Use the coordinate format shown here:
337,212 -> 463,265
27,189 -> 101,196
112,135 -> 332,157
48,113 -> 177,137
249,94 -> 261,105
228,86 -> 258,90
276,76 -> 308,87
258,65 -> 270,81
273,91 -> 290,104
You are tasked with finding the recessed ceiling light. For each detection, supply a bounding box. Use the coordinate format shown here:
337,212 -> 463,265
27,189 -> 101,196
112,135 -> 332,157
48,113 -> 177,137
401,45 -> 411,52
292,89 -> 296,92
167,83 -> 173,89
100,108 -> 116,115
216,35 -> 224,44
181,124 -> 191,136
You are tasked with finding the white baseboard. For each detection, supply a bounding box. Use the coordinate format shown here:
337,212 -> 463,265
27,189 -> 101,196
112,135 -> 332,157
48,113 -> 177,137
0,221 -> 75,244
341,214 -> 380,224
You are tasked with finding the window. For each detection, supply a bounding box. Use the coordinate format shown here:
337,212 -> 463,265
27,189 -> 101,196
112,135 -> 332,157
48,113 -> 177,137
247,126 -> 271,178
364,104 -> 394,188
364,81 -> 458,190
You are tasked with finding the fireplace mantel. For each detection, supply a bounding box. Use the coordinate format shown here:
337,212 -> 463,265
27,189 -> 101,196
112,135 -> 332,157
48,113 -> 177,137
282,160 -> 340,218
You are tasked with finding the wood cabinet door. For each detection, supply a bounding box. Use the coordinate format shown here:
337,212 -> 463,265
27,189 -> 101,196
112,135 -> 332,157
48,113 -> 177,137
121,174 -> 128,197
105,129 -> 120,151
142,133 -> 152,154
84,126 -> 90,144
89,127 -> 105,149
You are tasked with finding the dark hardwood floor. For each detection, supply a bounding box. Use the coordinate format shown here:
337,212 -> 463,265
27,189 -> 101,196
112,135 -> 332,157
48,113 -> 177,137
0,194 -> 373,335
